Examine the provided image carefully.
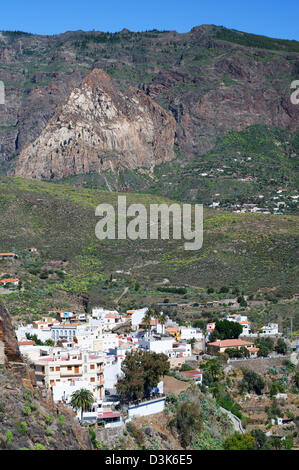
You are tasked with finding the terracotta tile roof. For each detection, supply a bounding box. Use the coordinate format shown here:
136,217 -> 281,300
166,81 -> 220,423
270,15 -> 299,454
208,339 -> 254,348
180,370 -> 202,377
0,278 -> 19,283
98,412 -> 121,419
0,253 -> 16,256
140,319 -> 158,326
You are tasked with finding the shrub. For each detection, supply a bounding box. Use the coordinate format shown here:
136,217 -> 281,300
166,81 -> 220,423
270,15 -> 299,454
224,432 -> 255,450
45,414 -> 54,425
5,431 -> 13,442
34,443 -> 46,450
174,402 -> 202,448
22,405 -> 32,416
126,422 -> 144,446
15,421 -> 28,434
45,427 -> 53,436
240,370 -> 265,395
57,414 -> 66,428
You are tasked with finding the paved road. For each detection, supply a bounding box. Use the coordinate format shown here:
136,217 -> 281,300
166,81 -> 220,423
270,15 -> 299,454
220,407 -> 245,434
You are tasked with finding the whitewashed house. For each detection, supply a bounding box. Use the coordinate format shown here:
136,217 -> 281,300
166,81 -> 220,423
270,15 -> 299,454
180,327 -> 203,341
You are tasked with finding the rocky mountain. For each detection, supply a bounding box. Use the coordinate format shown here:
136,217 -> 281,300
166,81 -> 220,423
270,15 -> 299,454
0,25 -> 298,179
14,68 -> 175,179
0,301 -> 92,450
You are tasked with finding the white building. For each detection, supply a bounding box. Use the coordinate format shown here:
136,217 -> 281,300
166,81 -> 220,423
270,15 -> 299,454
128,397 -> 166,419
33,349 -> 105,400
139,336 -> 174,354
52,380 -> 94,404
92,308 -> 119,320
260,323 -> 279,336
16,326 -> 52,343
51,324 -> 77,343
130,308 -> 148,330
104,355 -> 124,393
180,327 -> 203,341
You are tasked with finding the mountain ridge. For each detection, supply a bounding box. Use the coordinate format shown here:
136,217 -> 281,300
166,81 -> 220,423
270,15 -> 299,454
0,24 -> 298,179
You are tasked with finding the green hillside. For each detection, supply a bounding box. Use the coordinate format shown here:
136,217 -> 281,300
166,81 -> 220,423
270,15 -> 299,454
0,177 -> 298,320
56,125 -> 299,214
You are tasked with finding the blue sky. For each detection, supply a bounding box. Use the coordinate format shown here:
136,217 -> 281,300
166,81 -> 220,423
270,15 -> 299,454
1,0 -> 299,40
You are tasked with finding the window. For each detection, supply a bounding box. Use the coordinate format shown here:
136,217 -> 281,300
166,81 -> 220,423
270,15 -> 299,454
67,366 -> 72,371
90,364 -> 95,370
90,377 -> 95,383
56,367 -> 60,371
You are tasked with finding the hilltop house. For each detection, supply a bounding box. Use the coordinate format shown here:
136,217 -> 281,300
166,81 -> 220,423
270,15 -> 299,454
207,339 -> 259,356
33,349 -> 105,400
179,369 -> 203,384
0,253 -> 17,260
260,323 -> 279,336
0,278 -> 20,287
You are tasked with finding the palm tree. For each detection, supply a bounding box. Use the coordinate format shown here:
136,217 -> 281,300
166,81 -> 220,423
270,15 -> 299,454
143,309 -> 152,336
70,388 -> 94,422
159,312 -> 168,335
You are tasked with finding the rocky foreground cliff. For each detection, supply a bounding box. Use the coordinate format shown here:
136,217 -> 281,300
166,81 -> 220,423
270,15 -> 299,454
0,301 -> 92,450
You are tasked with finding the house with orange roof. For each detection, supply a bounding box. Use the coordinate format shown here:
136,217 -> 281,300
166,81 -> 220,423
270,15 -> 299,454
180,369 -> 203,384
32,317 -> 60,330
18,340 -> 36,346
0,252 -> 17,260
207,338 -> 259,356
0,278 -> 20,287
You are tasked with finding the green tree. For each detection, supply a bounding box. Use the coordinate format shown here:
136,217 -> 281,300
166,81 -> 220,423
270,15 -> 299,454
159,312 -> 168,334
269,437 -> 282,450
174,402 -> 202,448
224,432 -> 255,450
210,319 -> 242,341
241,370 -> 265,395
203,359 -> 223,382
142,309 -> 153,335
70,388 -> 94,421
251,429 -> 267,450
255,337 -> 274,357
116,351 -> 169,401
275,338 -> 287,355
237,296 -> 248,307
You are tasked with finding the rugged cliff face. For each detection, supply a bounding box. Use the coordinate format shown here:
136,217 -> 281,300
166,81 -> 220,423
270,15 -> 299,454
0,25 -> 298,179
14,68 -> 176,179
0,301 -> 92,450
0,301 -> 22,363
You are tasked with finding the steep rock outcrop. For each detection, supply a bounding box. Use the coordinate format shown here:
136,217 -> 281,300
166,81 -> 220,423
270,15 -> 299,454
15,68 -> 176,179
0,301 -> 21,363
0,301 -> 93,450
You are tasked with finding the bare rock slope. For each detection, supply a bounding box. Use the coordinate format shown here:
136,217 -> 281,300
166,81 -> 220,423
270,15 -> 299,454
0,301 -> 92,450
15,68 -> 176,179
